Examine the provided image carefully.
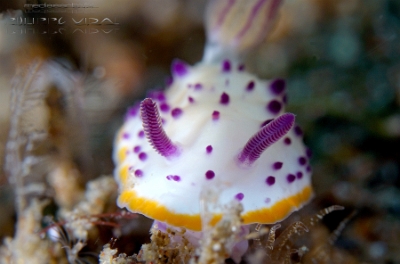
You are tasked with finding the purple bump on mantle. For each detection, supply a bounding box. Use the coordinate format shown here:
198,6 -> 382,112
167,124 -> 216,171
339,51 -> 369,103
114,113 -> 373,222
222,60 -> 231,72
270,79 -> 286,95
206,145 -> 213,153
266,176 -> 275,186
172,175 -> 181,181
133,146 -> 141,153
235,193 -> 244,201
188,96 -> 194,103
171,108 -> 183,118
246,81 -> 255,91
273,162 -> 283,170
172,59 -> 189,77
212,110 -> 220,120
138,152 -> 147,161
220,92 -> 230,105
205,170 -> 215,180
267,100 -> 282,114
287,174 -> 296,183
135,169 -> 143,177
160,102 -> 170,112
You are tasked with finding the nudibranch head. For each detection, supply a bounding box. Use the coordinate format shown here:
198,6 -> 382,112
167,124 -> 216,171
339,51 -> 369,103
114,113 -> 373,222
114,59 -> 313,231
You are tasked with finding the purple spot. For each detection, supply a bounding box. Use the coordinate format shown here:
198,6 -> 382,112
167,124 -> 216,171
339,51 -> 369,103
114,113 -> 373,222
205,170 -> 215,180
135,169 -> 143,177
287,174 -> 296,183
161,118 -> 166,124
122,133 -> 130,139
270,79 -> 286,95
294,125 -> 303,136
171,108 -> 183,118
138,152 -> 147,161
283,94 -> 288,104
166,175 -> 171,180
138,130 -> 145,138
298,156 -> 307,166
267,100 -> 282,114
148,90 -> 166,101
194,83 -> 202,90
238,64 -> 245,71
261,119 -> 273,127
165,76 -> 173,86
306,165 -> 312,172
160,103 -> 170,112
265,197 -> 271,203
284,137 -> 291,145
222,60 -> 231,72
220,92 -> 230,105
235,193 -> 244,201
188,96 -> 194,103
273,162 -> 283,170
266,176 -> 275,186
246,81 -> 255,91
306,148 -> 312,158
133,146 -> 141,153
212,111 -> 220,120
172,175 -> 181,181
126,103 -> 140,118
296,171 -> 303,179
206,145 -> 213,153
172,59 -> 189,77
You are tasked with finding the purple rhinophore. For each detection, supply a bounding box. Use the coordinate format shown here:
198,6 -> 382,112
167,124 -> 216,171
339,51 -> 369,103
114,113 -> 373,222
220,92 -> 230,105
270,79 -> 286,95
284,137 -> 291,145
188,96 -> 194,103
206,145 -> 213,153
165,76 -> 173,86
296,171 -> 303,179
294,125 -> 303,136
138,130 -> 145,138
267,100 -> 282,114
238,64 -> 245,71
246,81 -> 255,91
194,83 -> 203,90
140,98 -> 178,157
172,59 -> 189,77
172,175 -> 181,182
287,174 -> 296,183
235,193 -> 244,201
171,108 -> 183,118
238,113 -> 295,164
133,146 -> 141,153
212,110 -> 220,120
266,176 -> 275,186
298,156 -> 307,166
122,133 -> 130,139
135,169 -> 143,177
138,152 -> 147,161
261,119 -> 273,127
222,60 -> 231,72
160,102 -> 170,112
273,162 -> 283,170
205,170 -> 215,180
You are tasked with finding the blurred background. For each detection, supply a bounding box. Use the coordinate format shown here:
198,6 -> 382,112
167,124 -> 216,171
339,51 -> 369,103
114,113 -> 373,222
0,0 -> 399,263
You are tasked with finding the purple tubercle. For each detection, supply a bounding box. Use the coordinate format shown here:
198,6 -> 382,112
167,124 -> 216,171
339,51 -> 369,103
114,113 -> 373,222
138,152 -> 147,161
188,96 -> 194,103
205,170 -> 215,180
222,60 -> 231,72
165,76 -> 173,86
238,64 -> 245,71
267,100 -> 282,114
122,133 -> 130,139
296,171 -> 303,179
266,176 -> 275,186
238,113 -> 295,164
284,137 -> 291,145
294,125 -> 303,136
133,146 -> 141,153
273,162 -> 283,170
261,119 -> 273,127
270,79 -> 286,95
171,108 -> 183,118
220,92 -> 230,105
140,98 -> 178,157
172,59 -> 189,77
298,156 -> 307,166
287,174 -> 296,183
138,130 -> 145,138
148,90 -> 166,102
235,193 -> 244,201
172,175 -> 181,182
194,83 -> 203,90
135,169 -> 143,177
206,145 -> 213,153
306,165 -> 312,172
212,110 -> 220,120
246,81 -> 255,91
125,103 -> 140,119
160,102 -> 170,112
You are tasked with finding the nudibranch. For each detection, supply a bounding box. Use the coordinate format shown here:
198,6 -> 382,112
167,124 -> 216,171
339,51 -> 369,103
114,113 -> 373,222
113,0 -> 313,233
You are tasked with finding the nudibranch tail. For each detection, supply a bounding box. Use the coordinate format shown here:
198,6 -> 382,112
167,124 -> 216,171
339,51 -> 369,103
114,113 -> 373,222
140,98 -> 178,157
238,113 -> 295,164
